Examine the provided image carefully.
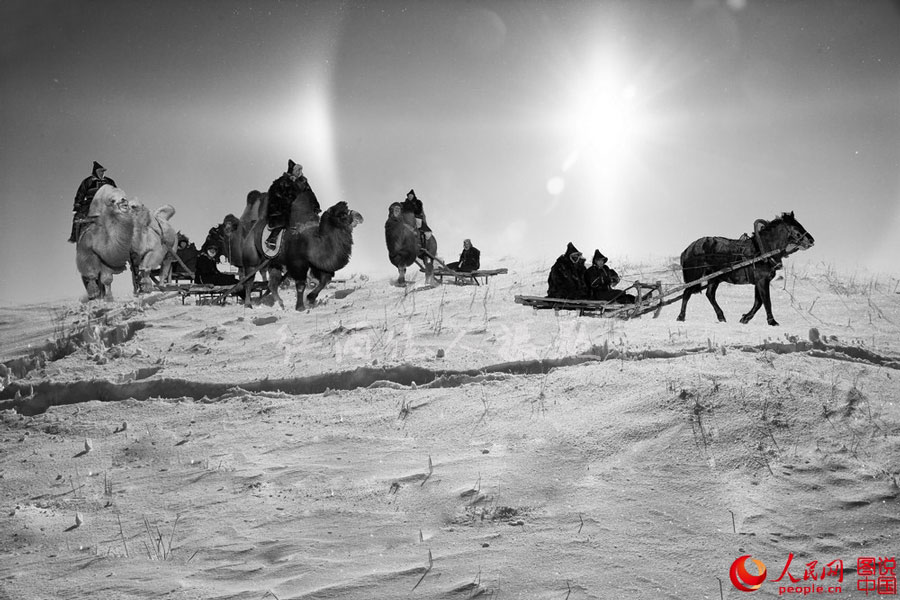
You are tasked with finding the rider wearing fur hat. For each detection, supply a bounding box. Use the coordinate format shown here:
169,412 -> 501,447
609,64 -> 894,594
68,161 -> 116,243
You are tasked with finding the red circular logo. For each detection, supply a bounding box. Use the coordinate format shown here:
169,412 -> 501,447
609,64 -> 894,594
730,555 -> 767,592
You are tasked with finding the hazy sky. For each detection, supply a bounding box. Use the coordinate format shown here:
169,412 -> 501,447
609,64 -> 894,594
1,0 -> 898,305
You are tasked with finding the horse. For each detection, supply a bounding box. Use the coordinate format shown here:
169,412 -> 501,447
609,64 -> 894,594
676,212 -> 814,325
268,188 -> 363,311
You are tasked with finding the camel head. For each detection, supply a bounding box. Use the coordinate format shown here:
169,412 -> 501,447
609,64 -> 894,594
320,201 -> 363,232
128,200 -> 152,227
222,214 -> 241,237
87,185 -> 133,219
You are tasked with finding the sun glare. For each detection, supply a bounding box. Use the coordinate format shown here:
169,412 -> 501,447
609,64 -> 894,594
570,82 -> 641,169
545,53 -> 657,249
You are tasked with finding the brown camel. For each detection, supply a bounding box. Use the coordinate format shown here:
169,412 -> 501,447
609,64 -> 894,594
75,184 -> 136,300
384,198 -> 438,286
129,203 -> 178,294
268,192 -> 364,311
215,190 -> 278,308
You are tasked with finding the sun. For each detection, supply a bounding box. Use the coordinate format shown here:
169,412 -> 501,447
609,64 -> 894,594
568,80 -> 642,173
545,53 -> 657,248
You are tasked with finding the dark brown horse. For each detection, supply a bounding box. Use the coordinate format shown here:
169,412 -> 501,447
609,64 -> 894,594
384,198 -> 438,286
676,212 -> 814,325
268,188 -> 364,311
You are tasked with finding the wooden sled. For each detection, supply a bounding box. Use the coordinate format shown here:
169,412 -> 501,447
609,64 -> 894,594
515,281 -> 664,319
159,281 -> 271,305
433,268 -> 508,286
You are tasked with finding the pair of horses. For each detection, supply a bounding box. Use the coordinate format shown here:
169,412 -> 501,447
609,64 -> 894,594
208,186 -> 363,311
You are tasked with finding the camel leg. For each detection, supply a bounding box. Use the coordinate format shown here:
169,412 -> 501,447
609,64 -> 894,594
267,267 -> 286,310
82,276 -> 101,300
424,259 -> 435,286
241,269 -> 254,309
142,271 -> 155,293
705,281 -> 726,322
293,268 -> 309,311
676,285 -> 700,322
99,269 -> 115,301
129,256 -> 143,295
160,255 -> 174,284
307,272 -> 332,306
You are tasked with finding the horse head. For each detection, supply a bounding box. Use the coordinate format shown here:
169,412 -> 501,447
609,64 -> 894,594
760,212 -> 814,253
780,212 -> 814,251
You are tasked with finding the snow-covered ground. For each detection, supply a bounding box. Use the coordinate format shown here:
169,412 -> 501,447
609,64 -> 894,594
1,258 -> 898,599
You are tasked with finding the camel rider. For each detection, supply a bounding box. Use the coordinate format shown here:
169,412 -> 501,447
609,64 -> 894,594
405,189 -> 432,247
265,160 -> 321,251
68,161 -> 116,243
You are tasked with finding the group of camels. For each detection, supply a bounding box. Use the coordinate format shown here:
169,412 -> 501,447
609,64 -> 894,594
75,185 -> 179,301
75,181 -> 367,311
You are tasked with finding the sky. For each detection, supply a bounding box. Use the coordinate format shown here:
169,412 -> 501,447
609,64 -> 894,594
1,0 -> 899,305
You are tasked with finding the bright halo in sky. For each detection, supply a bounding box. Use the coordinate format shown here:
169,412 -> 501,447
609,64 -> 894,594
567,80 -> 642,173
548,53 -> 656,248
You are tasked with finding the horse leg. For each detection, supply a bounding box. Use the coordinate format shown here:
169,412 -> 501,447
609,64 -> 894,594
676,285 -> 700,322
706,281 -> 727,322
267,267 -> 286,310
293,268 -> 309,311
740,283 -> 764,324
307,272 -> 332,306
760,280 -> 778,326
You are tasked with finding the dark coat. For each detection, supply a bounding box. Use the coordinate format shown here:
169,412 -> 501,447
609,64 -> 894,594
403,194 -> 431,233
585,264 -> 634,302
73,173 -> 117,216
69,171 -> 117,241
452,246 -> 481,272
547,242 -> 587,299
585,264 -> 619,293
266,173 -> 320,228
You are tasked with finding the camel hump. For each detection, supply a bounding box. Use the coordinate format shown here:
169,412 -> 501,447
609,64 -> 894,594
154,205 -> 176,221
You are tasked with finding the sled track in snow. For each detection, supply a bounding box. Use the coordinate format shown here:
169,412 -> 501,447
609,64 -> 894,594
2,339 -> 899,416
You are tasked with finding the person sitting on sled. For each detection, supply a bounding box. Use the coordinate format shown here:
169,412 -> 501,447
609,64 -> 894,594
446,239 -> 480,273
547,242 -> 588,299
584,249 -> 635,303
